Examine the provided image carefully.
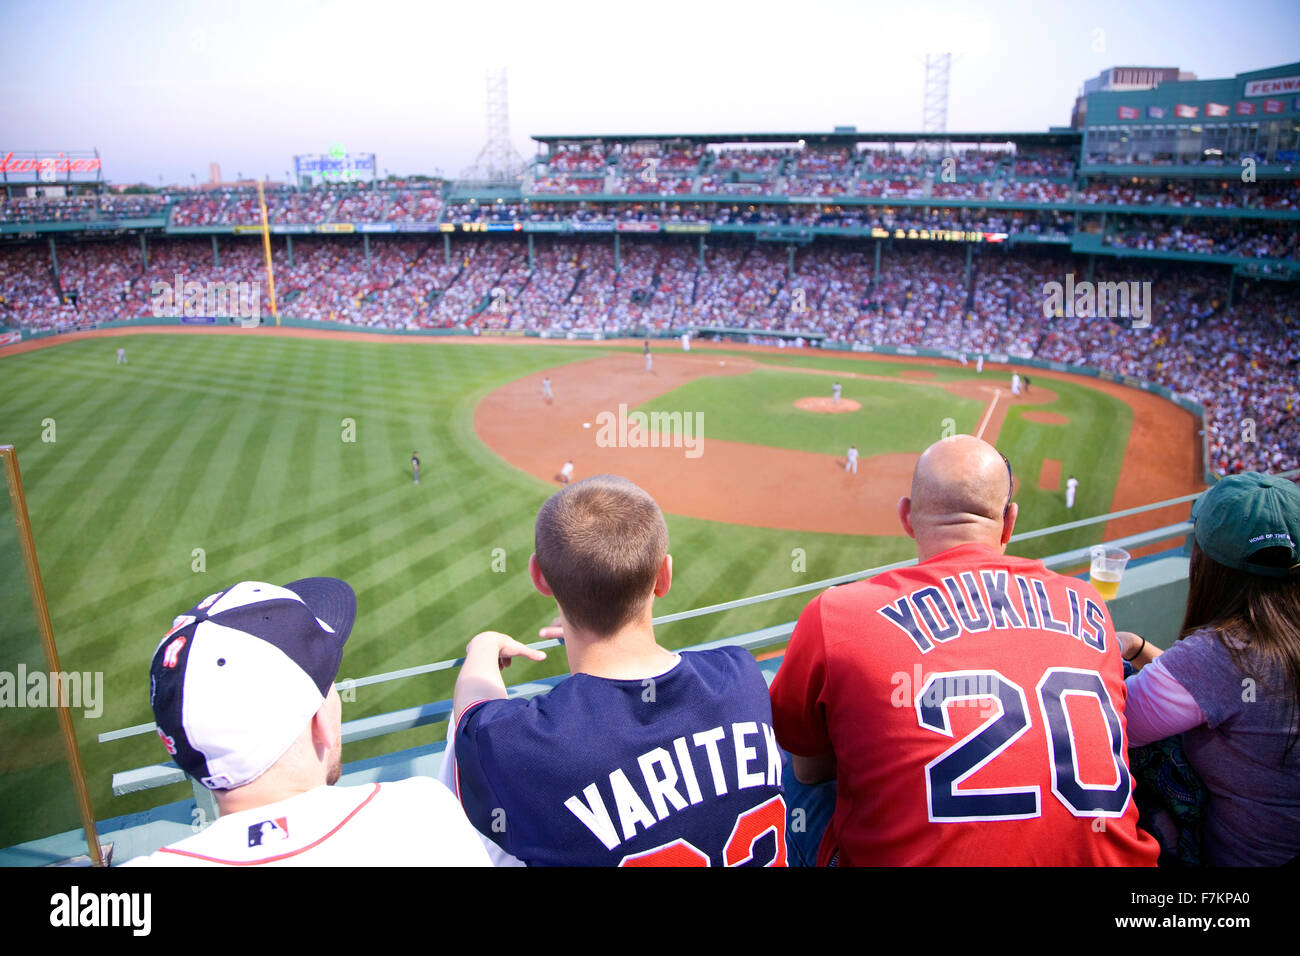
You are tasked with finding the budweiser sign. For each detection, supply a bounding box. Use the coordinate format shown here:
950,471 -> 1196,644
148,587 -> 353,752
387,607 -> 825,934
0,152 -> 102,175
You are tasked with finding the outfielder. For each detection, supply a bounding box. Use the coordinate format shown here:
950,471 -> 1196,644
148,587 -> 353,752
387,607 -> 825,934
116,347 -> 127,365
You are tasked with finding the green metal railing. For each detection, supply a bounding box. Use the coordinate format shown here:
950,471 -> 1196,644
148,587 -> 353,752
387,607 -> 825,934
99,483 -> 1230,801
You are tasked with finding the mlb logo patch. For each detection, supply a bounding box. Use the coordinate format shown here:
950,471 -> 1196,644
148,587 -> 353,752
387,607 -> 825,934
248,817 -> 290,847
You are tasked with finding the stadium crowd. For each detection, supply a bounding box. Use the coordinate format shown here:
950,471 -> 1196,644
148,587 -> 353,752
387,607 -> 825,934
711,148 -> 786,174
3,235 -> 1295,476
1103,217 -> 1300,259
166,185 -> 445,226
0,192 -> 173,223
5,169 -> 1295,226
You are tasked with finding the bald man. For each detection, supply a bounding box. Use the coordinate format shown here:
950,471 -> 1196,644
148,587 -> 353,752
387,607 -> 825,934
770,435 -> 1159,866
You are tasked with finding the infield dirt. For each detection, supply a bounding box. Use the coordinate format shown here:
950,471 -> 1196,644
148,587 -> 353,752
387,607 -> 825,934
3,327 -> 1204,541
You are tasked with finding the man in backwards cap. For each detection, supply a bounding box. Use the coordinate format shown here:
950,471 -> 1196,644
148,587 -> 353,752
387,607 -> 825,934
123,578 -> 489,866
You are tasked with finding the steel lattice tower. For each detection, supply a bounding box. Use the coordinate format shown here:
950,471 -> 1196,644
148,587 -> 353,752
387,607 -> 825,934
922,53 -> 952,134
464,68 -> 525,183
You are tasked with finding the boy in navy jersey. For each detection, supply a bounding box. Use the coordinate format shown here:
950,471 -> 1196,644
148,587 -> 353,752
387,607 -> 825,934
440,475 -> 786,866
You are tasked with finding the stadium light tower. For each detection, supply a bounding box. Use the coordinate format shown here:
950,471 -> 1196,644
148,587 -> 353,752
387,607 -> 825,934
922,52 -> 952,134
462,67 -> 526,184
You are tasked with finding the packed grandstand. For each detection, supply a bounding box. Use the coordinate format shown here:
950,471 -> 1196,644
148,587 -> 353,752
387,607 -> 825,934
3,118 -> 1299,481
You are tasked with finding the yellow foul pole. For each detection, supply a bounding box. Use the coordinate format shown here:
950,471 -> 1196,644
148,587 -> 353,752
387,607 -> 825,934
1,446 -> 104,866
256,180 -> 279,326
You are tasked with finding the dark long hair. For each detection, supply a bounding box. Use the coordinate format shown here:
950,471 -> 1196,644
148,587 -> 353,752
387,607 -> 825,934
1181,541 -> 1300,756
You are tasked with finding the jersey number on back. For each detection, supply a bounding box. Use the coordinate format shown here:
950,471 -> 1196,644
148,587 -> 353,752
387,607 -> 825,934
917,668 -> 1130,822
617,795 -> 788,866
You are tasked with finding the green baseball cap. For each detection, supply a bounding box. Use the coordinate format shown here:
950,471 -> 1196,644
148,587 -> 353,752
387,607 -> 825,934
1192,473 -> 1300,578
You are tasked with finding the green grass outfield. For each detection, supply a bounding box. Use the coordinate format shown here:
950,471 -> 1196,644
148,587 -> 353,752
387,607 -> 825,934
0,334 -> 1129,847
638,368 -> 988,455
635,351 -> 1131,534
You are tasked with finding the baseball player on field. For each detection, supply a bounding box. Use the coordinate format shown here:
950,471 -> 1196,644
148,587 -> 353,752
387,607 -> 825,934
1011,372 -> 1022,396
845,445 -> 858,474
681,331 -> 691,352
542,377 -> 553,404
770,436 -> 1158,866
123,578 -> 490,866
832,381 -> 842,405
438,476 -> 786,866
559,459 -> 574,484
1066,474 -> 1079,509
116,347 -> 127,365
644,339 -> 653,373
412,452 -> 420,485
976,354 -> 984,374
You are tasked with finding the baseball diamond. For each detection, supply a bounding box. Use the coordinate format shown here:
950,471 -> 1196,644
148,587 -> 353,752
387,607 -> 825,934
0,324 -> 1205,848
2,25 -> 1299,895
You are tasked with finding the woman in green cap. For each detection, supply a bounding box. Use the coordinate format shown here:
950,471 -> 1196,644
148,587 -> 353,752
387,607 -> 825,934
1121,472 -> 1300,866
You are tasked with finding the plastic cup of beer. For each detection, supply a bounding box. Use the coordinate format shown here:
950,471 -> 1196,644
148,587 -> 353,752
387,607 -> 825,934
1089,545 -> 1130,601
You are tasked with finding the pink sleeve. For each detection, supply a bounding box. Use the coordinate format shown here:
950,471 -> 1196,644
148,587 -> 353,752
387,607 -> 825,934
1124,660 -> 1206,748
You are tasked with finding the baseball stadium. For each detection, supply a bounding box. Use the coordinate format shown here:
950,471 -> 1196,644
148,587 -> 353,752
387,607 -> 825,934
1,17 -> 1298,890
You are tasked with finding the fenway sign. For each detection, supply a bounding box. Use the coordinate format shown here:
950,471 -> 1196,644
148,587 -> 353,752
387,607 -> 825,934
1243,75 -> 1300,97
0,151 -> 102,179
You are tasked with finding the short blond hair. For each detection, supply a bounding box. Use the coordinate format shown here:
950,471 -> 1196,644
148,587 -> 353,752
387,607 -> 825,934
534,475 -> 668,636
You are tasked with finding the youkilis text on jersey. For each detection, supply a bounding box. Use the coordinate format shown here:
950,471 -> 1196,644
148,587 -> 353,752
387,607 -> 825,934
877,570 -> 1110,654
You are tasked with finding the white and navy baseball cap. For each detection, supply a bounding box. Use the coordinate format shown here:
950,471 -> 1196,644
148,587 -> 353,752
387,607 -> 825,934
149,578 -> 356,791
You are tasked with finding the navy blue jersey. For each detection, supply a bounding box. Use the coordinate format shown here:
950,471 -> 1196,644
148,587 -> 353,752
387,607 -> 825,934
453,646 -> 787,866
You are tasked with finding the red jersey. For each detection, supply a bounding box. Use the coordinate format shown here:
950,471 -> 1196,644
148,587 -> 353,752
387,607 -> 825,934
770,542 -> 1159,866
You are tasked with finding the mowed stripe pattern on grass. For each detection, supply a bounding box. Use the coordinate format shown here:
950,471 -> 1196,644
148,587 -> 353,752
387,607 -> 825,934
637,368 -> 988,456
0,334 -> 914,842
0,336 -> 592,837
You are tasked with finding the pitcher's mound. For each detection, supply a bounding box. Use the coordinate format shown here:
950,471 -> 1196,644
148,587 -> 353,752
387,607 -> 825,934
795,397 -> 861,413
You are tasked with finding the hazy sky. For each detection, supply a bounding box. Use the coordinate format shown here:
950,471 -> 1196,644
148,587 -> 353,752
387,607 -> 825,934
2,0 -> 1297,184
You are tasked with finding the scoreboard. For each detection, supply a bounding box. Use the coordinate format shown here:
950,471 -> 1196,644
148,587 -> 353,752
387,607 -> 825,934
293,151 -> 377,186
